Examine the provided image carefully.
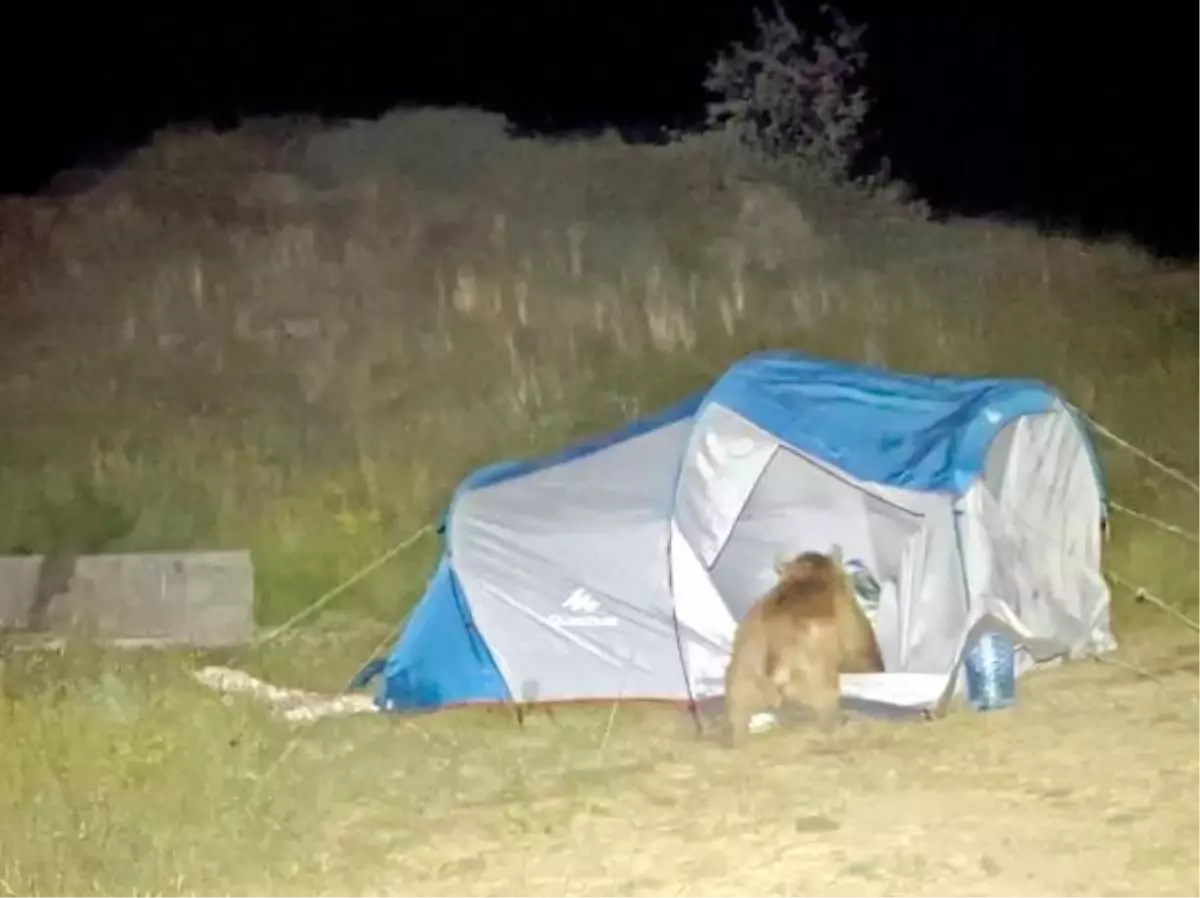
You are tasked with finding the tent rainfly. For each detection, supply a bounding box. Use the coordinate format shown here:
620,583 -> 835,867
369,350 -> 1115,717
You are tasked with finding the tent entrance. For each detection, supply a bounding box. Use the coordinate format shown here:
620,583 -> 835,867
669,406 -> 942,690
671,432 -> 966,708
671,404 -> 929,616
668,436 -> 948,708
707,444 -> 928,629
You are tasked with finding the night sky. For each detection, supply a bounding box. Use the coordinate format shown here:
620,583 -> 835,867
3,1 -> 1196,258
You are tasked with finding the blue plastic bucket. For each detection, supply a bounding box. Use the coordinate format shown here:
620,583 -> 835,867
964,630 -> 1017,711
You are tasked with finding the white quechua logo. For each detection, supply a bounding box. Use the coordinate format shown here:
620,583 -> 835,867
562,589 -> 601,614
548,587 -> 619,628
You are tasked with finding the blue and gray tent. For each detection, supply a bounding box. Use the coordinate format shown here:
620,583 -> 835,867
368,350 -> 1114,717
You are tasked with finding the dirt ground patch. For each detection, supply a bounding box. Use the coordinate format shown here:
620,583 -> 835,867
3,622 -> 1195,896
327,627 -> 1198,897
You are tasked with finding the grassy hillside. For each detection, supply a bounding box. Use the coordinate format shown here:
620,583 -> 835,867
1,107 -> 1195,649
0,106 -> 1196,897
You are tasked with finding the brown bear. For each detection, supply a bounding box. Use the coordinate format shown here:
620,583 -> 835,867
723,544 -> 884,746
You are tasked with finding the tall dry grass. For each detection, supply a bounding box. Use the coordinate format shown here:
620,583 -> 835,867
0,106 -> 1195,644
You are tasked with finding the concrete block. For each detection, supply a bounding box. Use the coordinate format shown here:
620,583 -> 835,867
0,551 -> 255,647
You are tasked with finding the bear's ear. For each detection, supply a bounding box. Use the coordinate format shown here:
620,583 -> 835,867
828,543 -> 844,566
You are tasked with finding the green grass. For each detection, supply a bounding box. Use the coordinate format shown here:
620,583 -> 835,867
0,624 -> 1195,895
0,106 -> 1196,894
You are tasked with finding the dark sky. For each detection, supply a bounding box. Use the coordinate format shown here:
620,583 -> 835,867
3,1 -> 1196,257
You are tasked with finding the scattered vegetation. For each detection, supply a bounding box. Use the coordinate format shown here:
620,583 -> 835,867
704,2 -> 873,183
0,7 -> 1195,892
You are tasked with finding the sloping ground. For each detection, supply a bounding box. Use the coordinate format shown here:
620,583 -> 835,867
329,627 -> 1198,897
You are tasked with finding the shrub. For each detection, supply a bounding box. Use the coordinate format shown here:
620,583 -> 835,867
702,2 -> 871,183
